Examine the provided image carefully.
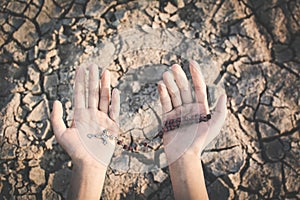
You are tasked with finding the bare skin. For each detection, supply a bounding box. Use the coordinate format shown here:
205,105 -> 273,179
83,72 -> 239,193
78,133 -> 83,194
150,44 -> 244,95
50,61 -> 226,200
51,64 -> 120,200
158,61 -> 227,200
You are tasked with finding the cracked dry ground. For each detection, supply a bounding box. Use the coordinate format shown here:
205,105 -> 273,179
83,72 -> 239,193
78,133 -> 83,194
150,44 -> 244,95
0,0 -> 299,199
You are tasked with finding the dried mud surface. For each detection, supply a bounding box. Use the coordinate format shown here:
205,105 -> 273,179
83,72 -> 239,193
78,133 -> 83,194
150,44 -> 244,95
0,0 -> 299,199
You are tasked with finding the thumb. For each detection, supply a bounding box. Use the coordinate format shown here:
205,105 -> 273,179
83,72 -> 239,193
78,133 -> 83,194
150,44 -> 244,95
202,94 -> 227,150
50,100 -> 67,140
210,94 -> 227,130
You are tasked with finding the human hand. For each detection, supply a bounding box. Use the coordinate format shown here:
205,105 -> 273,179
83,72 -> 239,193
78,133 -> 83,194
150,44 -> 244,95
50,64 -> 120,169
158,60 -> 227,164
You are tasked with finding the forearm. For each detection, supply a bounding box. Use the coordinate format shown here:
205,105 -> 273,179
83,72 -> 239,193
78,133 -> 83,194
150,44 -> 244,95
169,152 -> 209,200
67,161 -> 107,200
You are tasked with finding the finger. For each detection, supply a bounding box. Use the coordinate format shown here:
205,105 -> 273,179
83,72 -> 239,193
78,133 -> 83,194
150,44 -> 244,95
211,94 -> 227,128
99,70 -> 111,113
109,88 -> 120,124
50,100 -> 67,140
74,65 -> 86,109
158,81 -> 172,113
97,80 -> 101,109
88,64 -> 99,108
163,71 -> 182,108
203,94 -> 227,149
190,60 -> 209,113
171,64 -> 193,104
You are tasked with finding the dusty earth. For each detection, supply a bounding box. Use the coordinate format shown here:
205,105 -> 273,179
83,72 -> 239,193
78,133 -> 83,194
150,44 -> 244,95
0,0 -> 299,199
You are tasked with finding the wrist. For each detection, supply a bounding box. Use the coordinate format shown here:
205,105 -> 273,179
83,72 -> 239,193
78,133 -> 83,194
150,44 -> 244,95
68,158 -> 107,200
181,150 -> 200,159
168,150 -> 200,165
72,157 -> 108,173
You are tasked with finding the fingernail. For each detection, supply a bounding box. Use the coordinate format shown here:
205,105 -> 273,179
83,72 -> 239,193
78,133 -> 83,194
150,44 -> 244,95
113,88 -> 120,95
158,84 -> 163,92
190,61 -> 205,79
171,64 -> 180,70
102,69 -> 111,78
189,60 -> 198,69
157,80 -> 164,85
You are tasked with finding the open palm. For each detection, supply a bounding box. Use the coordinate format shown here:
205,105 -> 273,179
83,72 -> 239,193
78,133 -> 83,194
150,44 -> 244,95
51,64 -> 120,168
158,61 -> 227,164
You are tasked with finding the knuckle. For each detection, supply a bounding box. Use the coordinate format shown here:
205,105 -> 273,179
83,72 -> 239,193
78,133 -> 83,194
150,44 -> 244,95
169,89 -> 179,97
180,87 -> 190,93
110,112 -> 115,119
194,85 -> 204,90
101,93 -> 110,99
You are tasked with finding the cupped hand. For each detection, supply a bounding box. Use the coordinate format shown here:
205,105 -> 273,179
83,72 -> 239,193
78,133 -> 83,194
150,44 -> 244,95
50,64 -> 120,169
158,61 -> 227,164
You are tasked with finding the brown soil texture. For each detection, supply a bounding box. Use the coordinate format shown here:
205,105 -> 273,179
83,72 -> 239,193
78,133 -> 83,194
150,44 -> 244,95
0,0 -> 299,199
